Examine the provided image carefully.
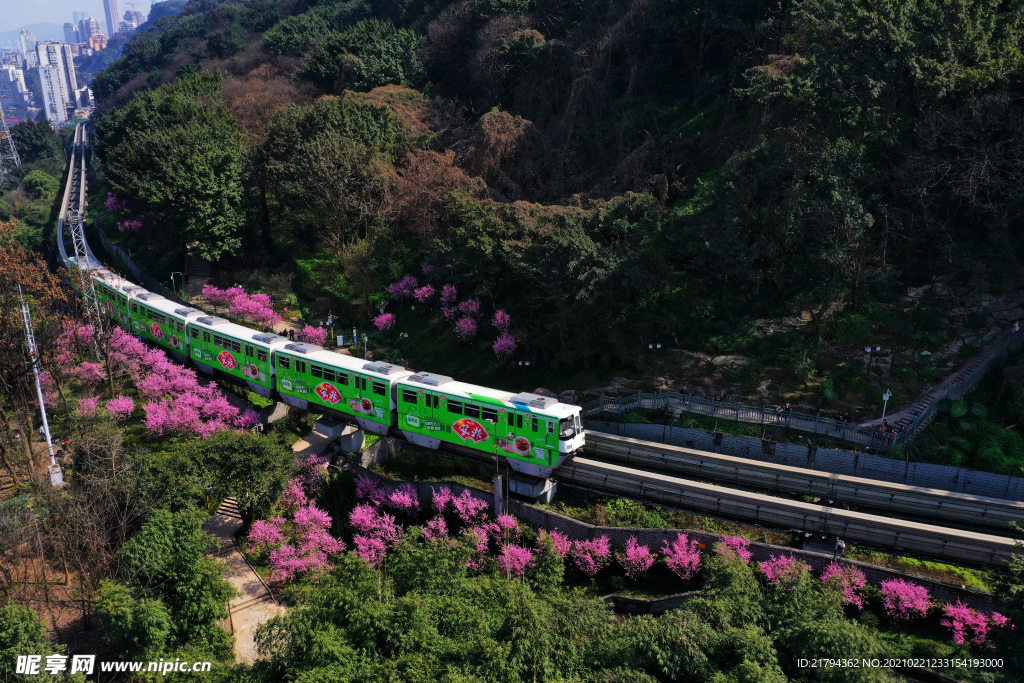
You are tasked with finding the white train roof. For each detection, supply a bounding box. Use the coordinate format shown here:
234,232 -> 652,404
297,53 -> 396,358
190,315 -> 291,349
396,373 -> 579,418
277,345 -> 416,383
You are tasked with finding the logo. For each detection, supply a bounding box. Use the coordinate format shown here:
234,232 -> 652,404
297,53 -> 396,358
453,418 -> 489,444
315,382 -> 342,404
217,350 -> 237,370
406,414 -> 420,427
149,323 -> 163,340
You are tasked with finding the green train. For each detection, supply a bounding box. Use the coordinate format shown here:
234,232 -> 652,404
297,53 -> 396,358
89,268 -> 584,477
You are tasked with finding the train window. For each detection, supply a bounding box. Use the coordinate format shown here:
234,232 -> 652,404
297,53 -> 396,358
372,382 -> 385,396
516,414 -> 523,428
338,374 -> 348,385
433,395 -> 439,409
324,368 -> 336,381
279,357 -> 290,370
448,400 -> 462,414
482,407 -> 497,423
532,419 -> 539,433
257,350 -> 267,362
362,378 -> 368,390
131,304 -> 138,313
232,341 -> 241,353
547,420 -> 555,434
310,366 -> 322,379
191,328 -> 200,339
155,313 -> 166,324
213,335 -> 222,347
402,389 -> 418,403
464,404 -> 480,418
297,361 -> 306,374
203,332 -> 211,342
176,322 -> 184,332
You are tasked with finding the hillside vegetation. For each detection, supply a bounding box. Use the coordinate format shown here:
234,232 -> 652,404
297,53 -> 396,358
89,0 -> 1024,378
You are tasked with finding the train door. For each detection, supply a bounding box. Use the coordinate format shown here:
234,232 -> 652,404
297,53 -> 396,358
399,385 -> 421,431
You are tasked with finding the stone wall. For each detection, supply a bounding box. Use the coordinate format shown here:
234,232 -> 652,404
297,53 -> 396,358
586,420 -> 1024,501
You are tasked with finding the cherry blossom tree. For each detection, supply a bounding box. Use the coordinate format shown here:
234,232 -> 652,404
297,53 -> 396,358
618,537 -> 655,580
537,530 -> 571,558
454,317 -> 477,341
440,284 -> 457,306
423,516 -> 448,540
301,325 -> 328,346
497,545 -> 535,578
941,600 -> 997,647
77,395 -> 100,418
374,313 -> 396,332
105,395 -> 134,422
880,579 -> 931,624
387,275 -> 419,300
572,536 -> 612,579
662,533 -> 701,580
413,285 -> 436,303
492,310 -> 511,331
758,554 -> 811,588
716,535 -> 752,563
821,563 -> 867,609
493,333 -> 516,360
452,490 -> 488,526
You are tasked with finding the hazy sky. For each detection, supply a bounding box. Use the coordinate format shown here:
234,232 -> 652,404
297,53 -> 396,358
0,0 -> 154,33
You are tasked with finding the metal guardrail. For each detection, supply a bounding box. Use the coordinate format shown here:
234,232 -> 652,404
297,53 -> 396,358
581,328 -> 1024,451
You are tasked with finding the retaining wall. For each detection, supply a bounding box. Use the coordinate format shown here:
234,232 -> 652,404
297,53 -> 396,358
346,467 -> 999,613
586,421 -> 1024,502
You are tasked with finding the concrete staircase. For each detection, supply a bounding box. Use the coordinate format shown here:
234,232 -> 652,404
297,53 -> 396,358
184,256 -> 210,300
0,469 -> 17,500
216,496 -> 241,520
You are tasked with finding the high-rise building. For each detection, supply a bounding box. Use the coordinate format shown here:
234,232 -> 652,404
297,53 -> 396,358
103,0 -> 121,37
38,66 -> 69,124
19,31 -> 37,64
64,23 -> 80,45
73,11 -> 86,24
124,9 -> 146,27
89,35 -> 108,51
34,42 -> 78,123
79,17 -> 103,41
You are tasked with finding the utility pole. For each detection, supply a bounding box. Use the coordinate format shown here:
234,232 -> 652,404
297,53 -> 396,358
0,93 -> 21,186
19,286 -> 63,488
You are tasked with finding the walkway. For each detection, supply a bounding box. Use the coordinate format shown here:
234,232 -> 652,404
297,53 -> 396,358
203,497 -> 284,664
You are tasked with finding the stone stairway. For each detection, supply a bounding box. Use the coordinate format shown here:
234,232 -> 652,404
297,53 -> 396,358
0,469 -> 17,500
216,496 -> 241,519
863,326 -> 1016,431
184,256 -> 210,300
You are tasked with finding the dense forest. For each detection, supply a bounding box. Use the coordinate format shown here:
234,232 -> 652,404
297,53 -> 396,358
87,0 -> 1024,375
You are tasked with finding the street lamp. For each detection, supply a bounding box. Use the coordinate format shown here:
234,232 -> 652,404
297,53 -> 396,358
363,333 -> 368,359
519,360 -> 530,390
399,332 -> 409,364
881,388 -> 893,420
170,271 -> 183,295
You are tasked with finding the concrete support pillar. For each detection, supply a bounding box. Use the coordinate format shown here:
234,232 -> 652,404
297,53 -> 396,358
337,425 -> 365,454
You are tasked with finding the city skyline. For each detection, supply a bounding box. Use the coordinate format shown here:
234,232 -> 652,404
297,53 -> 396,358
0,0 -> 152,35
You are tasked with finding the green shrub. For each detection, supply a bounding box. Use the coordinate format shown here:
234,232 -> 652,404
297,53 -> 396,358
891,366 -> 914,381
958,342 -> 979,359
831,313 -> 872,343
917,367 -> 943,384
622,410 -> 652,424
836,365 -> 870,393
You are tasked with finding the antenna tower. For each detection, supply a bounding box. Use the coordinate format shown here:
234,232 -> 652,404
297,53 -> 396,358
0,93 -> 21,186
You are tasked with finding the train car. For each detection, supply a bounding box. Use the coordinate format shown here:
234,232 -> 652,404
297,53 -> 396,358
187,316 -> 288,397
274,346 -> 413,435
91,270 -> 134,327
394,372 -> 584,477
125,292 -> 198,362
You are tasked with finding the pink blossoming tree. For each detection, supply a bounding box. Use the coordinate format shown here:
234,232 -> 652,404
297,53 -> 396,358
941,600 -> 998,647
454,317 -> 478,342
716,535 -> 752,563
880,579 -> 931,624
77,395 -> 100,418
758,555 -> 811,588
105,395 -> 134,422
497,545 -> 535,578
537,530 -> 571,558
387,275 -> 419,300
301,325 -> 328,346
618,537 -> 655,580
821,563 -> 867,609
374,313 -> 396,332
572,536 -> 612,579
493,333 -> 516,360
662,533 -> 701,580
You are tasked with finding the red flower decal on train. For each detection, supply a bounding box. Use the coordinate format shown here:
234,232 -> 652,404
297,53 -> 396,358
316,382 -> 342,404
150,323 -> 163,340
217,351 -> 237,370
453,418 -> 489,444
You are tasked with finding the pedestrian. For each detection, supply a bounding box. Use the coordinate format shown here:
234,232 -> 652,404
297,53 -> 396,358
834,538 -> 846,558
835,413 -> 843,433
1015,320 -> 1020,333
846,410 -> 853,424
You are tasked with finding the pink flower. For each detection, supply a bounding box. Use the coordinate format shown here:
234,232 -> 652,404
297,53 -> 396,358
572,536 -> 612,579
421,264 -> 435,277
440,284 -> 457,306
497,545 -> 535,578
356,475 -> 388,506
293,504 -> 332,531
301,325 -> 328,346
454,317 -> 477,342
880,579 -> 931,622
458,298 -> 481,318
990,612 -> 1011,629
423,516 -> 448,540
492,310 -> 511,331
463,527 -> 490,570
294,453 -> 328,497
74,362 -> 106,388
348,504 -> 401,544
716,535 -> 752,563
374,313 -> 396,332
431,486 -> 454,513
821,563 -> 867,609
104,192 -> 127,212
77,395 -> 100,419
268,545 -> 331,582
354,535 -> 387,567
413,285 -> 436,303
247,520 -> 285,552
662,533 -> 701,581
386,483 -> 419,514
452,490 -> 488,525
117,219 -> 142,232
280,480 -> 310,511
298,525 -> 346,556
235,409 -> 260,430
759,554 -> 811,587
537,530 -> 571,558
618,537 -> 655,580
493,333 -> 516,360
941,600 -> 992,646
387,275 -> 419,301
105,395 -> 134,422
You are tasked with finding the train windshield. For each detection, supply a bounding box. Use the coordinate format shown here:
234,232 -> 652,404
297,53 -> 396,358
559,417 -> 576,440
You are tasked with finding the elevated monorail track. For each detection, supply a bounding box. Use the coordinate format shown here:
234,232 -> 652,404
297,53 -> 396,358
583,432 -> 1024,534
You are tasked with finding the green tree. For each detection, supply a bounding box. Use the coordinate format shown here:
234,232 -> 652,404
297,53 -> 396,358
8,120 -> 64,165
296,19 -> 425,92
96,72 -> 245,261
0,605 -> 84,682
21,170 -> 59,200
94,580 -> 173,661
